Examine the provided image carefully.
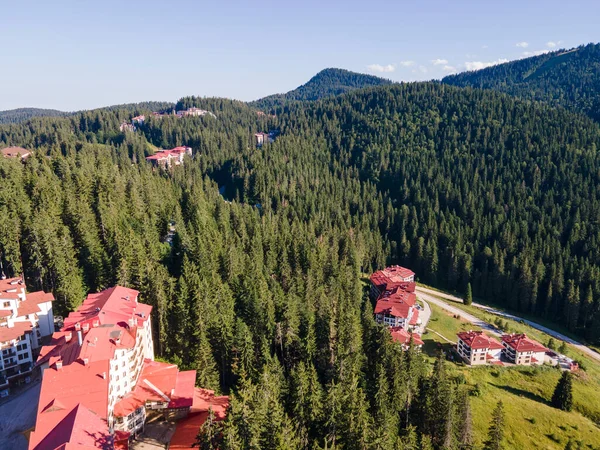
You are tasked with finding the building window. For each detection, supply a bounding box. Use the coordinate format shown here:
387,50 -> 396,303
3,302 -> 9,307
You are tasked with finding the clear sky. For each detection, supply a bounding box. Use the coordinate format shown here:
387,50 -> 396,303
1,0 -> 598,111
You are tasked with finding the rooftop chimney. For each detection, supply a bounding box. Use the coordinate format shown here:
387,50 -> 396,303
102,372 -> 106,379
55,361 -> 62,370
77,330 -> 83,347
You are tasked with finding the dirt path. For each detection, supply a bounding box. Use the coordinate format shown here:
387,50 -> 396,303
415,286 -> 600,364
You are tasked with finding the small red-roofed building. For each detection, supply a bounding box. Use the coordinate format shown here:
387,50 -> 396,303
501,333 -> 547,366
145,146 -> 192,168
456,331 -> 504,365
119,122 -> 135,133
390,327 -> 424,350
255,132 -> 272,147
131,115 -> 145,124
370,266 -> 415,300
0,275 -> 54,396
1,146 -> 31,159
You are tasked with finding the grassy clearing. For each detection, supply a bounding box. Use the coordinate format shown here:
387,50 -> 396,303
420,299 -> 600,449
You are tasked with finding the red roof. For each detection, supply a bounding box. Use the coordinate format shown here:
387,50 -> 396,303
0,310 -> 11,318
145,146 -> 191,161
379,287 -> 417,306
169,388 -> 229,450
370,266 -> 416,295
501,334 -> 547,353
409,309 -> 420,325
114,360 -> 195,417
29,359 -> 111,449
457,331 -> 504,350
29,403 -> 112,450
390,327 -> 424,346
374,299 -> 411,318
62,286 -> 148,330
1,146 -> 31,158
0,320 -> 32,343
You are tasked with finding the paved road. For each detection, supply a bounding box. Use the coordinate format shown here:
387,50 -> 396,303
415,286 -> 600,364
416,288 -> 502,337
415,297 -> 432,334
0,382 -> 40,450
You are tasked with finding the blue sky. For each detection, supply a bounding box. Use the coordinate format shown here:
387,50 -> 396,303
1,0 -> 598,111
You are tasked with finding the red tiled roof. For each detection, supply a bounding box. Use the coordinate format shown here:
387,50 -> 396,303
145,147 -> 191,161
409,309 -> 420,325
170,370 -> 197,409
169,388 -> 229,450
17,290 -> 55,317
0,276 -> 25,291
62,286 -> 147,330
29,403 -> 112,450
380,287 -> 417,306
0,320 -> 32,343
1,146 -> 31,158
457,331 -> 503,350
390,327 -> 424,346
29,359 -> 111,449
501,334 -> 547,353
114,359 -> 195,417
374,299 -> 411,318
0,310 -> 11,318
370,266 -> 416,294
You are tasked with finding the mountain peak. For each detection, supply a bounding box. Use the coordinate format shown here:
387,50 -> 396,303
251,68 -> 394,109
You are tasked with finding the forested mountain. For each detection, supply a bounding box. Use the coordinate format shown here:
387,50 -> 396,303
0,107 -> 69,124
0,102 -> 174,125
250,68 -> 393,110
443,43 -> 600,122
2,79 -> 600,447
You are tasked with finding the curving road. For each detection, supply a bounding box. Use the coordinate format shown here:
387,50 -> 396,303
415,286 -> 600,364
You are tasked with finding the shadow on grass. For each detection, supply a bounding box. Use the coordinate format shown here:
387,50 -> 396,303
490,383 -> 549,406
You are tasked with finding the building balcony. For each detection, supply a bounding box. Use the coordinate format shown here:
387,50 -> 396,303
3,359 -> 17,369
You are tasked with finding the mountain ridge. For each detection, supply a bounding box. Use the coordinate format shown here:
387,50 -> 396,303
442,42 -> 600,122
249,67 -> 394,110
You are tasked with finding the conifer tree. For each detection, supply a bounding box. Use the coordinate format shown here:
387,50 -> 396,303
552,371 -> 574,412
465,283 -> 473,306
195,408 -> 224,450
483,401 -> 505,450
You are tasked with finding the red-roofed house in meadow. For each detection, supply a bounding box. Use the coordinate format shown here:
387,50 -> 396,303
0,275 -> 54,397
501,333 -> 547,366
370,265 -> 415,300
456,331 -> 504,365
29,285 -> 228,449
145,146 -> 192,168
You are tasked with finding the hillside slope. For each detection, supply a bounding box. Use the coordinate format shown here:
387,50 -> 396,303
0,107 -> 69,124
443,43 -> 600,121
250,68 -> 393,110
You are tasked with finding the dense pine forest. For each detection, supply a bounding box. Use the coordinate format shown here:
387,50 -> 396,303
2,63 -> 600,448
443,43 -> 600,122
